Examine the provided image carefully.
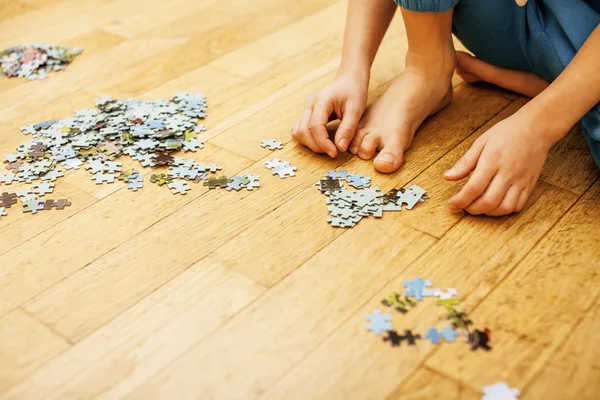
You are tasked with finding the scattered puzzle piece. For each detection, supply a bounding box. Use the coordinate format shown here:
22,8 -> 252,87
468,329 -> 492,351
272,165 -> 297,178
403,277 -> 434,301
365,310 -> 392,335
168,179 -> 191,195
482,382 -> 520,400
261,139 -> 283,150
0,192 -> 18,208
381,292 -> 417,313
43,199 -> 71,210
0,207 -> 6,219
203,175 -> 229,189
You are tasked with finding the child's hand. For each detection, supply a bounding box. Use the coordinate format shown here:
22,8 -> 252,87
444,113 -> 552,216
292,72 -> 368,158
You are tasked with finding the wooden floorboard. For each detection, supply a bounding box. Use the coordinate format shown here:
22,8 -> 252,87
1,0 -> 599,399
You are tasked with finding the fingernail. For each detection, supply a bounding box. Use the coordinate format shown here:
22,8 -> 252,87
444,170 -> 453,178
350,146 -> 358,153
376,153 -> 397,165
338,138 -> 348,151
328,151 -> 336,158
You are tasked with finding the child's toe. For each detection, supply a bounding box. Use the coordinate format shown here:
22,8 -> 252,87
358,134 -> 378,160
374,142 -> 404,173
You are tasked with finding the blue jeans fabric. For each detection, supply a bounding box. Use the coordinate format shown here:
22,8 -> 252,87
395,0 -> 600,168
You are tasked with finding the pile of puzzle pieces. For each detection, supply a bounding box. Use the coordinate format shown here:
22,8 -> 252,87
0,44 -> 82,80
365,277 -> 492,351
0,93 -> 226,217
316,170 -> 428,228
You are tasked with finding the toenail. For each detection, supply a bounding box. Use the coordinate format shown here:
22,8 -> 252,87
376,153 -> 397,165
338,138 -> 349,150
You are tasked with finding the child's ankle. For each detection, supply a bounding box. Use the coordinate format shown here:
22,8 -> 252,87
405,47 -> 456,81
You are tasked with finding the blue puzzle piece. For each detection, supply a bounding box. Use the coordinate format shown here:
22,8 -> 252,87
440,326 -> 460,343
403,277 -> 434,301
365,310 -> 392,335
423,327 -> 442,344
146,120 -> 165,129
33,120 -> 56,130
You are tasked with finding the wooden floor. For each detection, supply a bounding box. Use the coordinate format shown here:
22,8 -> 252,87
1,0 -> 599,399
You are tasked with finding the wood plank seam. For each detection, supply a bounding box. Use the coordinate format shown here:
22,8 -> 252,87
18,307 -> 75,346
519,291 -> 600,397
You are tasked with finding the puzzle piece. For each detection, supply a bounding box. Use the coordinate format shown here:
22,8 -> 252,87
31,182 -> 55,196
381,292 -> 417,313
167,179 -> 191,195
182,138 -> 204,152
127,175 -> 144,191
41,168 -> 64,182
61,158 -> 82,170
436,298 -> 461,310
345,173 -> 371,189
397,185 -> 427,210
383,329 -> 421,347
327,215 -> 362,228
440,326 -> 460,342
432,288 -> 458,300
316,176 -> 342,193
226,176 -> 246,191
264,159 -> 290,170
22,198 -> 44,214
403,277 -> 434,301
422,327 -> 442,344
195,163 -> 222,173
242,174 -> 260,191
152,153 -> 174,166
482,382 -> 520,400
150,173 -> 172,186
467,329 -> 492,351
325,169 -> 348,180
261,139 -> 283,150
0,173 -> 15,185
203,175 -> 229,189
445,307 -> 473,329
272,165 -> 297,178
365,310 -> 392,335
0,207 -> 7,219
43,199 -> 71,210
91,173 -> 116,184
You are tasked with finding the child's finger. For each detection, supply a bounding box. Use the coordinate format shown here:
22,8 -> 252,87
464,174 -> 509,215
448,161 -> 498,212
309,101 -> 338,158
486,186 -> 523,216
334,103 -> 362,152
292,106 -> 323,153
444,138 -> 485,181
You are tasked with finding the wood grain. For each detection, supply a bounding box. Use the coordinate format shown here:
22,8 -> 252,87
0,0 -> 599,398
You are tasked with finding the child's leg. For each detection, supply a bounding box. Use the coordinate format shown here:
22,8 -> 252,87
351,4 -> 456,173
450,0 -> 600,168
455,51 -> 550,98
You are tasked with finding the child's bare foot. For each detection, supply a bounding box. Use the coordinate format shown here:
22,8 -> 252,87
456,51 -> 549,98
350,65 -> 453,173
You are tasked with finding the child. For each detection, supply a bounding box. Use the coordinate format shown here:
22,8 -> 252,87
292,0 -> 600,216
